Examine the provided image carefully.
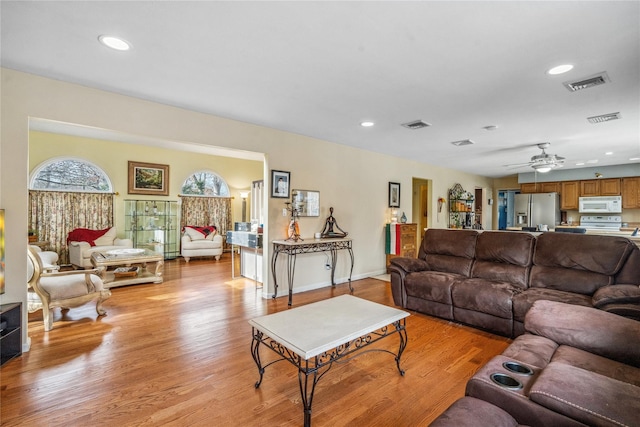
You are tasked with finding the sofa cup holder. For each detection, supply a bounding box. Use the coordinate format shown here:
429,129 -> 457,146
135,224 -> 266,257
490,373 -> 523,390
502,361 -> 533,376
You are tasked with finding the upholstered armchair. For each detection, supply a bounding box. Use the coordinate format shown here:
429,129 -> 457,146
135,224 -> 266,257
27,246 -> 111,331
68,226 -> 133,269
181,226 -> 223,262
29,245 -> 59,272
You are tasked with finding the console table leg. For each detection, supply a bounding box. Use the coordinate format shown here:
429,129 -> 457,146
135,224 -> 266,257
347,247 -> 354,292
271,250 -> 280,299
287,253 -> 297,306
329,248 -> 338,286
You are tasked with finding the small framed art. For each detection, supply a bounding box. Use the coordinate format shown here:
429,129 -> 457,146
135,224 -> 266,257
271,170 -> 290,198
128,161 -> 170,196
389,182 -> 400,208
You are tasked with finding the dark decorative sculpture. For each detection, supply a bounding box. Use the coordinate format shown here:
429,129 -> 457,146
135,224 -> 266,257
320,207 -> 348,238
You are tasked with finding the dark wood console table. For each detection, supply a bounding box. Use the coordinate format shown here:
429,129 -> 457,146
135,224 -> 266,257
271,237 -> 354,305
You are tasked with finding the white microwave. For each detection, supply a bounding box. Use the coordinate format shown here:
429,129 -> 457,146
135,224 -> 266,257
578,196 -> 622,213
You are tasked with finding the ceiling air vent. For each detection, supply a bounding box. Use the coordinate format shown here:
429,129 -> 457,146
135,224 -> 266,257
563,72 -> 610,92
587,112 -> 621,124
450,139 -> 475,147
402,120 -> 431,130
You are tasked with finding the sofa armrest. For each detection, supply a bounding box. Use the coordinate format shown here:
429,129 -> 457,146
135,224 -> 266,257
524,300 -> 640,367
593,284 -> 640,307
69,241 -> 90,249
592,284 -> 640,320
389,256 -> 428,274
388,257 -> 429,308
212,234 -> 223,244
68,241 -> 90,265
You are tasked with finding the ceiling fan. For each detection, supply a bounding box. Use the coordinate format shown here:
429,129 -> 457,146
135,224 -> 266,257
505,143 -> 565,173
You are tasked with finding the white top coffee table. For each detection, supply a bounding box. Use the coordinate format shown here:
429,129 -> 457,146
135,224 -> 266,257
249,295 -> 409,427
91,248 -> 164,288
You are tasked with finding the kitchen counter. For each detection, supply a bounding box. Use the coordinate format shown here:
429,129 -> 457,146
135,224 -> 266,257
506,226 -> 639,246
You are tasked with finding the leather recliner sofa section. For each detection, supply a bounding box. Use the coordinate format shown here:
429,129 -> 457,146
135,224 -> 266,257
429,300 -> 640,426
465,300 -> 640,427
389,229 -> 640,338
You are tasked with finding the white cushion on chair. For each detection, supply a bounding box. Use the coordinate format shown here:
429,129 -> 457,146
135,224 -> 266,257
40,274 -> 105,299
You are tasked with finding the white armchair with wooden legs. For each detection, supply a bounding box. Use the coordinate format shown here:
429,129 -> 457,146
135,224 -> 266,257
27,246 -> 111,331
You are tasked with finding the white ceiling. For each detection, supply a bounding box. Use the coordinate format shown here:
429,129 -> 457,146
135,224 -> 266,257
2,1 -> 639,177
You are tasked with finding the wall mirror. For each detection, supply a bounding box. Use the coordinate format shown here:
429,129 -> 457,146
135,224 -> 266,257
292,190 -> 320,217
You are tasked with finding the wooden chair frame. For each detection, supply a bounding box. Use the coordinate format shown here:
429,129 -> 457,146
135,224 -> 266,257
27,246 -> 111,331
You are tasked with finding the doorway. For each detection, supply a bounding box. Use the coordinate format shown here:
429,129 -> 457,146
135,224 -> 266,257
498,190 -> 519,230
412,178 -> 430,239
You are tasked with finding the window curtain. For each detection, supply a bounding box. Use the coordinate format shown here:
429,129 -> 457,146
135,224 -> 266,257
28,191 -> 114,264
180,196 -> 232,249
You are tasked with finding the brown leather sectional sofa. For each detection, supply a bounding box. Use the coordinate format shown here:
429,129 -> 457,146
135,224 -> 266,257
389,229 -> 640,338
431,300 -> 640,426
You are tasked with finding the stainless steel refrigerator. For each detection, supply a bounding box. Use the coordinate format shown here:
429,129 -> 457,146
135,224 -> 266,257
514,192 -> 560,229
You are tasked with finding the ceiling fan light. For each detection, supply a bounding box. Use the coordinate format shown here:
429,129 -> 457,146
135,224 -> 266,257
532,164 -> 552,173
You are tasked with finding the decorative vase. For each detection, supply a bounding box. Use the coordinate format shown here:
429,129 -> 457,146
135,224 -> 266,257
400,212 -> 407,223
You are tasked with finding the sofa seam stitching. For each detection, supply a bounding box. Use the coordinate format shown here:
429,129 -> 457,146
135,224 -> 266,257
529,390 -> 628,427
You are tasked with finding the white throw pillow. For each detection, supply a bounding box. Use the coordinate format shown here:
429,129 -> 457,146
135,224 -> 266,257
184,227 -> 206,241
94,227 -> 116,246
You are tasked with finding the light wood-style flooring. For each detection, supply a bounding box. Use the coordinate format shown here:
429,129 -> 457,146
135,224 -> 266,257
1,257 -> 511,426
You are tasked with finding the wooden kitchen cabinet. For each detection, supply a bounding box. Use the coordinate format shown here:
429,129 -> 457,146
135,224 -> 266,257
580,178 -> 621,196
521,182 -> 559,193
561,181 -> 579,210
539,182 -> 560,193
580,180 -> 600,196
520,183 -> 538,193
622,177 -> 640,208
385,223 -> 418,269
599,178 -> 621,195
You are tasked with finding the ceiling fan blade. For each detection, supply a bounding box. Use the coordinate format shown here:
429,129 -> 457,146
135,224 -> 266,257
503,162 -> 533,168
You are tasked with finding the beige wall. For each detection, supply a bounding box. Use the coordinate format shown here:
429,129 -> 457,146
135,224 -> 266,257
29,131 -> 263,234
2,68 -> 495,348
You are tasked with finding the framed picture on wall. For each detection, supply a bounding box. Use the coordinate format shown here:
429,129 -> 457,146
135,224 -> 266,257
128,161 -> 170,196
271,170 -> 290,198
389,182 -> 400,208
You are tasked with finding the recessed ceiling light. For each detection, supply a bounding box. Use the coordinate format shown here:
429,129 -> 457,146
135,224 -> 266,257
360,121 -> 375,127
482,125 -> 498,131
605,152 -> 613,155
547,64 -> 573,75
98,35 -> 131,51
630,157 -> 640,161
575,162 -> 585,166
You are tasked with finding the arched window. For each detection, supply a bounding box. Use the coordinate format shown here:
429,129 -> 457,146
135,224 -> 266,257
181,171 -> 230,197
30,157 -> 113,192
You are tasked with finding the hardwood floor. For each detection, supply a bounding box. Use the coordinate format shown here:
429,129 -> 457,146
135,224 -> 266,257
1,257 -> 511,426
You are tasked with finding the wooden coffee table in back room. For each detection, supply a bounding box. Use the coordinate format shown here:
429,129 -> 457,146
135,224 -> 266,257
91,248 -> 164,289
